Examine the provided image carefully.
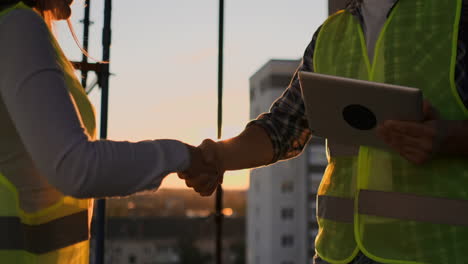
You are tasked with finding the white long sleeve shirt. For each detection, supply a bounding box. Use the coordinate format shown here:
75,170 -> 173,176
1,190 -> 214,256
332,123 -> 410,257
0,9 -> 190,213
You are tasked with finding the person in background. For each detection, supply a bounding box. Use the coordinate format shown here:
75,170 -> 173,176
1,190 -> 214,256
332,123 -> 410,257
0,0 -> 218,263
182,0 -> 468,263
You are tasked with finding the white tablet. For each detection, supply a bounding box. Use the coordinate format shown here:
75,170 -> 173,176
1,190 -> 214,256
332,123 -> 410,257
298,71 -> 423,149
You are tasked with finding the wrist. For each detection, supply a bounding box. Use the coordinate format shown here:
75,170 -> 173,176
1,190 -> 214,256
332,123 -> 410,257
183,143 -> 197,172
216,141 -> 229,171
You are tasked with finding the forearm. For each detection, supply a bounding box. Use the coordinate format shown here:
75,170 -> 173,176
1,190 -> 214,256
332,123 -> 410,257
55,139 -> 189,198
2,69 -> 190,198
213,30 -> 319,171
218,124 -> 274,171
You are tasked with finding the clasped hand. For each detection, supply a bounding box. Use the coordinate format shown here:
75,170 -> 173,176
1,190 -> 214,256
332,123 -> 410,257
376,101 -> 461,164
178,139 -> 225,196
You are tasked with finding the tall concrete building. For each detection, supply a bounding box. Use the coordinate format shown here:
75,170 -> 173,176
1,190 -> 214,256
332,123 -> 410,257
246,60 -> 327,264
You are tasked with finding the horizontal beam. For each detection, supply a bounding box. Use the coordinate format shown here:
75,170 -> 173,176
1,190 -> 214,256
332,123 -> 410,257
71,61 -> 103,73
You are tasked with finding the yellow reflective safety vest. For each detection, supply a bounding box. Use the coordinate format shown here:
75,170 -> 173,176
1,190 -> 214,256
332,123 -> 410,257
0,2 -> 96,263
313,0 -> 468,263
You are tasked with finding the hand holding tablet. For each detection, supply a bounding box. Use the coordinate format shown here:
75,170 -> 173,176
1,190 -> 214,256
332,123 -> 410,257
298,72 -> 423,149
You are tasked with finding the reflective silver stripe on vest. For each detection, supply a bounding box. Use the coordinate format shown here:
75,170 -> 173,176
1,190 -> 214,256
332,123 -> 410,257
319,190 -> 468,226
317,195 -> 354,223
359,190 -> 468,226
0,210 -> 89,254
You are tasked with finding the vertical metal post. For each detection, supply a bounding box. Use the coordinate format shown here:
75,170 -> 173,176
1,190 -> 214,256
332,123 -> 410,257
215,0 -> 225,263
80,0 -> 91,88
94,0 -> 112,263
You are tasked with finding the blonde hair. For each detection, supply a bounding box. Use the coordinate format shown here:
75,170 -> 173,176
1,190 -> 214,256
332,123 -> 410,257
34,0 -> 106,63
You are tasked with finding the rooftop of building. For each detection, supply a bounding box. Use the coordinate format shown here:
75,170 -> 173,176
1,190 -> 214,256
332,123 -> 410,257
99,217 -> 245,240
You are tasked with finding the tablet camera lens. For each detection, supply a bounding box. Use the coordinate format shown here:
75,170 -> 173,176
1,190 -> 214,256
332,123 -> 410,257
342,104 -> 377,130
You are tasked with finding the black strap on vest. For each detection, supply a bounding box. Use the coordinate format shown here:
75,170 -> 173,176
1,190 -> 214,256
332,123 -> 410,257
0,210 -> 89,254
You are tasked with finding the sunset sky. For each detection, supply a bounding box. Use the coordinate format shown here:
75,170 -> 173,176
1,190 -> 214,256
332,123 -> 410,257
56,0 -> 327,190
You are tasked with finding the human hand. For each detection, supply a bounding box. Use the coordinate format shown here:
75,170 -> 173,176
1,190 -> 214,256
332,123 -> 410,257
198,138 -> 225,184
178,141 -> 224,196
376,101 -> 448,164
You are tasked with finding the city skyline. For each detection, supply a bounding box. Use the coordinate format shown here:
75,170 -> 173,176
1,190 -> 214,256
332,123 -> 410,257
57,0 -> 328,189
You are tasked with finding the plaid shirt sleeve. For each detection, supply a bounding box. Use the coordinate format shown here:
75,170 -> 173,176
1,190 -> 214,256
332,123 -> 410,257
246,27 -> 321,163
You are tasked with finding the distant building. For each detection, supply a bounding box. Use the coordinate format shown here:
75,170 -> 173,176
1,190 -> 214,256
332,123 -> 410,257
105,189 -> 246,218
91,189 -> 246,264
90,217 -> 245,264
247,59 -> 327,264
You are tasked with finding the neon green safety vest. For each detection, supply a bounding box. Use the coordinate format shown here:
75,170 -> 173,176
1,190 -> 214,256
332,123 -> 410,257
313,0 -> 468,263
0,2 -> 96,263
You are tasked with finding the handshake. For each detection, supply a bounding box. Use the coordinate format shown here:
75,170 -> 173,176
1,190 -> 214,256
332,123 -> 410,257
179,139 -> 225,196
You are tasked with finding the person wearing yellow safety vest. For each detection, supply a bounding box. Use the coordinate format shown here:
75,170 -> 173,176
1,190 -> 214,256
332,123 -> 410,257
0,0 -> 220,263
179,0 -> 468,263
